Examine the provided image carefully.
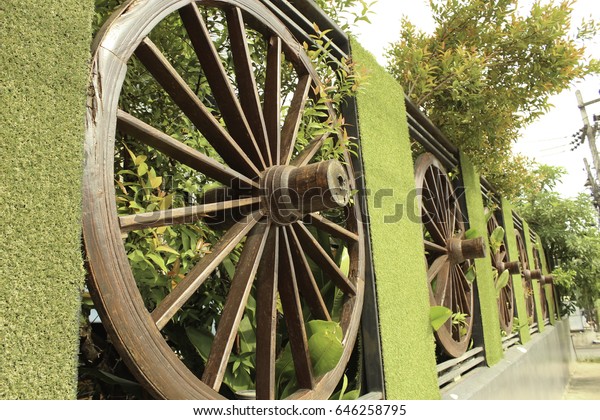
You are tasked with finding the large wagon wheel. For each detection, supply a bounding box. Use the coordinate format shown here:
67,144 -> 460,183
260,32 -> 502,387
532,247 -> 548,320
514,230 -> 535,324
486,212 -> 519,334
84,0 -> 365,400
415,153 -> 486,358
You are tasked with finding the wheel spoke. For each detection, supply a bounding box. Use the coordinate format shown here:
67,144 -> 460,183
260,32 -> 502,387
421,185 -> 447,245
424,239 -> 447,254
292,223 -> 356,296
264,36 -> 282,164
255,224 -> 279,400
427,255 -> 448,284
134,38 -> 260,177
450,196 -> 459,236
151,211 -> 262,330
498,250 -> 506,262
226,7 -> 271,167
303,213 -> 359,243
454,265 -> 471,314
119,197 -> 260,232
435,261 -> 451,305
286,226 -> 331,321
117,110 -> 258,189
280,74 -> 312,165
202,222 -> 270,391
278,228 -> 314,390
179,4 -> 266,169
290,133 -> 329,167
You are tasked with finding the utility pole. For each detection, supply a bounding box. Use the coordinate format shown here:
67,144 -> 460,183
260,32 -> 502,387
576,90 -> 600,215
584,158 -> 600,224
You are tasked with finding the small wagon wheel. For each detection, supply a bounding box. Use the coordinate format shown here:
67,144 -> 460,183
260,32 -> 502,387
532,247 -> 548,320
486,212 -> 518,334
84,0 -> 365,399
415,153 -> 486,358
514,230 -> 535,324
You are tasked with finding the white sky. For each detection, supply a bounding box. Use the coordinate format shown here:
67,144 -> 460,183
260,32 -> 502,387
351,0 -> 600,198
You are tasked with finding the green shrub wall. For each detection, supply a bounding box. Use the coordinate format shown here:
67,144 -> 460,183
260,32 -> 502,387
0,1 -> 93,399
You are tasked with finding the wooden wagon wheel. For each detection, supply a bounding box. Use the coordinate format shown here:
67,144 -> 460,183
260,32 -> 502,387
83,0 -> 365,400
486,212 -> 519,334
532,247 -> 548,320
415,153 -> 486,358
514,230 -> 535,324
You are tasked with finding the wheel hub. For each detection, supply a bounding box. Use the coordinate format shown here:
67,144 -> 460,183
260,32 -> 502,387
260,160 -> 350,225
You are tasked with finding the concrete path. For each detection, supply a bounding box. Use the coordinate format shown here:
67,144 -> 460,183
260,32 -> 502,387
563,344 -> 600,400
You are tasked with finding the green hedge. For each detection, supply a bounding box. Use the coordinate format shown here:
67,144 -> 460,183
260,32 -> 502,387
0,0 -> 93,399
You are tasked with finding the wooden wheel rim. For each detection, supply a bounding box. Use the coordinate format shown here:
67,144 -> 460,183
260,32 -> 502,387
83,0 -> 365,400
415,153 -> 474,358
487,213 -> 515,334
515,230 -> 535,323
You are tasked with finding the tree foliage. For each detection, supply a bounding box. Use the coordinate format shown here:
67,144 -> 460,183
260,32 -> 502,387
518,165 -> 600,315
386,0 -> 599,198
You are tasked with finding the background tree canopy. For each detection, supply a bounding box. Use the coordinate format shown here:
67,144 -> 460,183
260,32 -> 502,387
386,0 -> 599,199
517,165 -> 600,317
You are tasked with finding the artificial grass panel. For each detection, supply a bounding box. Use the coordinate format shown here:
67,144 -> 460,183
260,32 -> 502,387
459,154 -> 503,366
522,222 -> 545,332
500,199 -> 531,343
0,1 -> 93,398
351,40 -> 439,399
536,242 -> 556,324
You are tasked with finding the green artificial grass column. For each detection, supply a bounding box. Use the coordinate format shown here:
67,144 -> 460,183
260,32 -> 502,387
459,154 -> 503,366
522,222 -> 545,332
0,1 -> 93,398
500,199 -> 531,343
351,40 -> 439,399
536,241 -> 556,325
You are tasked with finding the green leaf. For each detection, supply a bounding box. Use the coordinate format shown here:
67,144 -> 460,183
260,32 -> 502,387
238,315 -> 256,354
338,246 -> 350,276
221,256 -> 235,280
430,305 -> 452,331
155,245 -> 179,255
490,226 -> 505,253
147,253 -> 169,273
306,320 -> 343,377
464,228 -> 479,239
341,389 -> 360,400
275,344 -> 295,385
185,327 -> 213,361
306,319 -> 343,342
465,265 -> 477,283
495,269 -> 510,293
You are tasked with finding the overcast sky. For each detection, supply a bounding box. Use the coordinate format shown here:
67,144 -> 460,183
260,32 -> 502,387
351,0 -> 600,198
